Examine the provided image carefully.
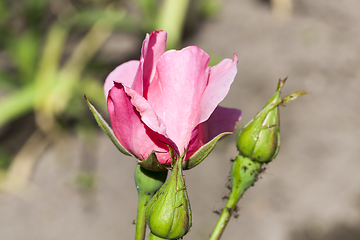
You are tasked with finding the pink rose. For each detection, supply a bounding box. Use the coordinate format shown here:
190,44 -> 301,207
104,30 -> 241,169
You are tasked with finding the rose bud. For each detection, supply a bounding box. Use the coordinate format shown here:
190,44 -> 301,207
145,156 -> 191,239
236,78 -> 307,163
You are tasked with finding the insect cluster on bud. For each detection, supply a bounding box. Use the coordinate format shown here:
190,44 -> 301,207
230,155 -> 261,200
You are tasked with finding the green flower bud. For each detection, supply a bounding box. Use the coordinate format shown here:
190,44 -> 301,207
231,155 -> 261,200
145,157 -> 192,239
236,78 -> 307,163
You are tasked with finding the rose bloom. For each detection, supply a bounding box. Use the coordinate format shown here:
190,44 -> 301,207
104,30 -> 241,167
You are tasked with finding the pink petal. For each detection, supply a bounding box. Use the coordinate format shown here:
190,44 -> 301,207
123,86 -> 166,138
107,83 -> 172,163
147,46 -> 211,154
202,106 -> 241,141
104,60 -> 139,100
199,54 -> 238,123
132,31 -> 167,95
123,85 -> 180,156
185,124 -> 207,160
186,106 -> 241,158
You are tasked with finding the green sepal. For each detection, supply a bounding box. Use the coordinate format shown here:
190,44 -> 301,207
182,132 -> 232,170
84,95 -> 132,156
282,90 -> 309,104
139,151 -> 169,172
147,233 -> 168,240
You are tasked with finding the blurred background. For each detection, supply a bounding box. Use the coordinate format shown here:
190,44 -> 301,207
0,0 -> 359,239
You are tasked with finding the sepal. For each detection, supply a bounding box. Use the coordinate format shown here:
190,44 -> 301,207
85,95 -> 132,156
139,151 -> 169,172
182,132 -> 232,170
282,90 -> 309,104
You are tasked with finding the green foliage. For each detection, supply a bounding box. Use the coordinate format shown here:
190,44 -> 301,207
0,0 -> 220,130
196,0 -> 222,18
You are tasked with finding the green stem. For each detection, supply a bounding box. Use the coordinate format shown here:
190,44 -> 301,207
209,155 -> 261,240
209,187 -> 244,240
134,164 -> 168,240
135,191 -> 153,240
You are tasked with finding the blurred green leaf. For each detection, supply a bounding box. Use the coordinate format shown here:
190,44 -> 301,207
6,31 -> 39,82
0,71 -> 21,90
0,84 -> 36,127
0,147 -> 12,170
67,7 -> 140,32
34,23 -> 69,112
25,0 -> 50,9
24,0 -> 51,25
80,76 -> 107,111
49,19 -> 112,116
197,0 -> 222,18
0,0 -> 9,24
134,0 -> 158,31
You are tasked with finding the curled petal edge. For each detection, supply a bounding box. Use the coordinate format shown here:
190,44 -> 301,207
182,132 -> 233,170
85,95 -> 133,157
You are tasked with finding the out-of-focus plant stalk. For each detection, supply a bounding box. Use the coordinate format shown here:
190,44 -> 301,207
134,0 -> 157,31
49,19 -> 112,112
34,23 -> 69,132
155,0 -> 190,49
0,9 -> 116,193
36,18 -> 112,133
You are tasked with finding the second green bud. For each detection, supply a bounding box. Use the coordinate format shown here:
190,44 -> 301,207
236,80 -> 284,163
236,78 -> 307,163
